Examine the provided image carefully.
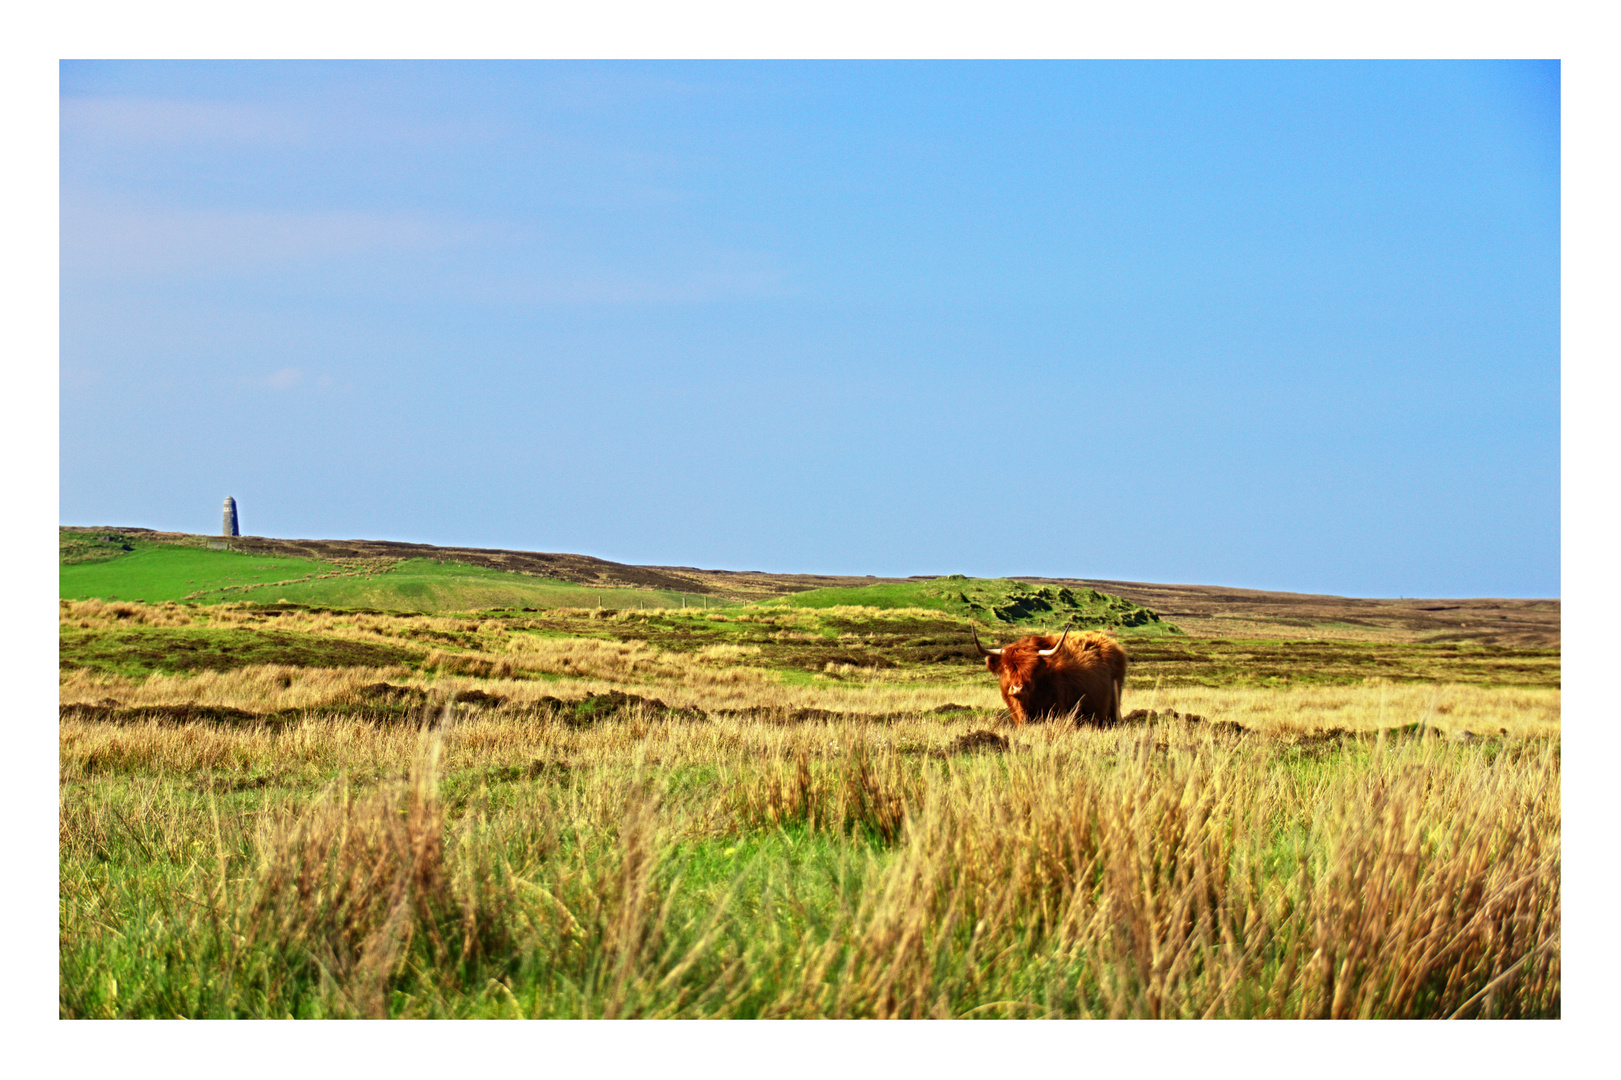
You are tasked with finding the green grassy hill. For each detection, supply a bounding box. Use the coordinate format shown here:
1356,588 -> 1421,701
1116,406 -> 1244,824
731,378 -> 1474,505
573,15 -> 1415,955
60,537 -> 331,604
59,530 -> 727,614
59,530 -> 1166,627
766,575 -> 1178,631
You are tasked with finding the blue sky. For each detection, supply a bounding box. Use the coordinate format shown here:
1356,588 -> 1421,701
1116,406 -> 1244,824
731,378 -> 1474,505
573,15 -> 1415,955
59,60 -> 1560,597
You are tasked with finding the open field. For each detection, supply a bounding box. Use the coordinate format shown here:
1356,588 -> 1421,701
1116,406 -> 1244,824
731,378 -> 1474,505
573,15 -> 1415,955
58,532 -> 1560,1019
59,591 -> 1558,1018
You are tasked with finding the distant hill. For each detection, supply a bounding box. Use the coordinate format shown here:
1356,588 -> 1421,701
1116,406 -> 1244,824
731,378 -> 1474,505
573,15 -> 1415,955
58,527 -> 1559,646
1034,577 -> 1560,650
59,527 -> 903,600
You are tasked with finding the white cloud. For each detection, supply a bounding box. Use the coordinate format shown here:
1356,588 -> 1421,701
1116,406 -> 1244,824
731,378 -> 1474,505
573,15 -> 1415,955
61,97 -> 308,146
61,195 -> 483,277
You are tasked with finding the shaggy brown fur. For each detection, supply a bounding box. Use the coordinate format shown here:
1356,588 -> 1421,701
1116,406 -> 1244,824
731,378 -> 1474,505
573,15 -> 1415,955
980,630 -> 1128,725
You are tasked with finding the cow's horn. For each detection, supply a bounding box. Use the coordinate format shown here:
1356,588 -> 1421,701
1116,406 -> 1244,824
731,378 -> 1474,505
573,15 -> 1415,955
1037,627 -> 1071,657
972,627 -> 1002,656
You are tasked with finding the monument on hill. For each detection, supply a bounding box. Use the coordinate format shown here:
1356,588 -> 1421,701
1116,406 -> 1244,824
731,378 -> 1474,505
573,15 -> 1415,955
222,496 -> 240,537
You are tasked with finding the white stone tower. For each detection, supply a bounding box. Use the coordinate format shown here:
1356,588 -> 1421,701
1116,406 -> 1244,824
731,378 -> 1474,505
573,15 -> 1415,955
222,496 -> 240,537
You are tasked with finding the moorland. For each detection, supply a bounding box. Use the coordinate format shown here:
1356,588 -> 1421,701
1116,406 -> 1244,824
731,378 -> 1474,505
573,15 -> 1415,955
58,527 -> 1560,1018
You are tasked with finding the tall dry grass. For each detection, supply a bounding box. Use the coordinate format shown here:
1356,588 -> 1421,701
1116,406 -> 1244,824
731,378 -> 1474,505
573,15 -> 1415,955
60,708 -> 1559,1018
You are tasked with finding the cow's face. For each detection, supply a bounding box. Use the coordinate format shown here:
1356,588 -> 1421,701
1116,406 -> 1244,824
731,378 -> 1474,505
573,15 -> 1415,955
1002,680 -> 1032,721
989,649 -> 1040,722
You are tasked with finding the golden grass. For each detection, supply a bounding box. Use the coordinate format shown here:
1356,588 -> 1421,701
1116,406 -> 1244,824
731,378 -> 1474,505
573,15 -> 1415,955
60,598 -> 198,628
60,651 -> 1559,741
59,665 -> 416,713
1139,682 -> 1560,739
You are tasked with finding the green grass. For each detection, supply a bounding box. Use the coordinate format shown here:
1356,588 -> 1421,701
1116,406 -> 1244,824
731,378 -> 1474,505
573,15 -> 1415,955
60,543 -> 332,604
227,558 -> 717,613
60,530 -> 145,565
767,575 -> 1178,631
57,767 -> 889,1020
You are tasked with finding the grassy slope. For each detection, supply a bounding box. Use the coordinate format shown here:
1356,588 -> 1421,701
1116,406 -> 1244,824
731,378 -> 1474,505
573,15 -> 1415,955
222,558 -> 722,613
60,544 -> 331,604
61,540 -> 727,614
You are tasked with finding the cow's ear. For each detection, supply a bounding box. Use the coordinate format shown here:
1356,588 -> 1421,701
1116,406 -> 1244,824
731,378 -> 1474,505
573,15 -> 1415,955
985,655 -> 1000,673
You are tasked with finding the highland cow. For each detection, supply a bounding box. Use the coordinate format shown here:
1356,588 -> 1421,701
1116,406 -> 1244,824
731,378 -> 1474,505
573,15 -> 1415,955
973,626 -> 1127,725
